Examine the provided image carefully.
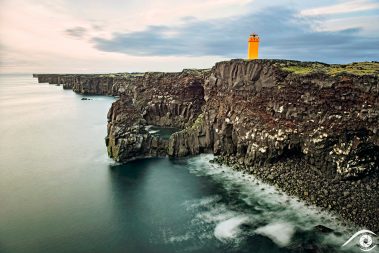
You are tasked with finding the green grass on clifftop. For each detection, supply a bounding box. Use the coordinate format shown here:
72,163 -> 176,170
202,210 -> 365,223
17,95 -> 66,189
280,61 -> 379,76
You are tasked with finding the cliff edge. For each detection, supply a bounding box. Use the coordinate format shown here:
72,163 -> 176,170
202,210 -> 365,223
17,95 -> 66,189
33,59 -> 379,231
105,59 -> 379,231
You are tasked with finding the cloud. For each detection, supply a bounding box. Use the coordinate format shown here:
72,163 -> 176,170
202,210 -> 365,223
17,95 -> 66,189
92,7 -> 379,63
300,0 -> 379,16
65,26 -> 87,38
1,0 -> 378,73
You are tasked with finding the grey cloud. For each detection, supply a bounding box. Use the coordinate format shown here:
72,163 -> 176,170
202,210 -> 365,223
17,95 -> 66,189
92,7 -> 379,63
65,26 -> 87,38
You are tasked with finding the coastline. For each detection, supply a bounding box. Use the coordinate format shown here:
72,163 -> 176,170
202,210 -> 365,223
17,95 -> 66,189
33,59 -> 379,232
214,155 -> 379,233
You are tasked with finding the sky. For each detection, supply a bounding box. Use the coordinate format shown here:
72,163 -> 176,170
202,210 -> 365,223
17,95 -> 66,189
0,0 -> 378,73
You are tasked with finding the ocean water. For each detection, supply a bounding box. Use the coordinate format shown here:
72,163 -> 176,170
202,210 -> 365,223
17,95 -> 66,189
145,125 -> 180,140
0,75 -> 362,253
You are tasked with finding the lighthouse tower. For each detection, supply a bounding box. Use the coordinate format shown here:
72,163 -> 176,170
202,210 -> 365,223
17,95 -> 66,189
247,33 -> 260,60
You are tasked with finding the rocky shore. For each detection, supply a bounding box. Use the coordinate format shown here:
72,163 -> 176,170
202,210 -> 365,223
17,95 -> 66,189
33,72 -> 144,95
33,59 -> 379,232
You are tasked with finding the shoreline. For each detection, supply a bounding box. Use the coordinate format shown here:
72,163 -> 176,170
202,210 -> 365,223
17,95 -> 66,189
32,59 -> 379,235
214,155 -> 379,233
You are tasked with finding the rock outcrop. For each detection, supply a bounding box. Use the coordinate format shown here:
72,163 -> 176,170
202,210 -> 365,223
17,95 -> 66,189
104,59 -> 379,231
105,69 -> 209,162
34,59 -> 379,231
105,95 -> 168,163
169,60 -> 379,179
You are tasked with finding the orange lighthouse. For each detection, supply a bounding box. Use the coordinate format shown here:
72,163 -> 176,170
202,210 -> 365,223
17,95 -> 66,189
247,33 -> 260,60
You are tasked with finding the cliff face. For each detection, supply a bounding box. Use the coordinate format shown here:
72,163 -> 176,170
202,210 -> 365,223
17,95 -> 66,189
105,69 -> 208,162
34,60 -> 379,231
169,60 -> 379,179
103,59 -> 379,180
33,73 -> 143,96
104,59 -> 379,231
105,96 -> 168,162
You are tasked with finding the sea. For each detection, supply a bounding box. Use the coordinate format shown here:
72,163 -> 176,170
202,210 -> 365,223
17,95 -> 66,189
0,74 -> 363,253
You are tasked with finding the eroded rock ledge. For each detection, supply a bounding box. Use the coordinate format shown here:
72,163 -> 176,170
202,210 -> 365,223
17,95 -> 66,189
34,59 -> 379,231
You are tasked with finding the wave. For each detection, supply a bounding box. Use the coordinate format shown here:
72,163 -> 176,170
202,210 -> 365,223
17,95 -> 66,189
182,154 -> 358,249
214,216 -> 249,242
255,222 -> 295,247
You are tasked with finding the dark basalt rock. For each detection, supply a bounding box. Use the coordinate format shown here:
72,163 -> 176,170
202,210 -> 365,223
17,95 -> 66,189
107,59 -> 379,231
105,69 -> 209,161
169,59 -> 379,179
105,95 -> 168,162
33,59 -> 379,232
33,73 -> 144,96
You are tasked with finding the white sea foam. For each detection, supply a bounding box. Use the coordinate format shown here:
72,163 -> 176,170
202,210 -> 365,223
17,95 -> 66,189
196,207 -> 237,225
255,222 -> 295,247
183,154 -> 357,248
214,216 -> 249,242
168,233 -> 191,243
187,155 -> 344,224
144,125 -> 160,134
183,195 -> 222,209
94,153 -> 117,165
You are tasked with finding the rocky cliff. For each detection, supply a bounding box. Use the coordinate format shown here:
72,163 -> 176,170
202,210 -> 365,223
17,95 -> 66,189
170,60 -> 379,179
33,73 -> 143,96
105,69 -> 208,162
34,60 -> 379,231
104,59 -> 379,231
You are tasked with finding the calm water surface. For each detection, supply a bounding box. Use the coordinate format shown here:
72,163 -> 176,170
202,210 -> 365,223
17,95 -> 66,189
0,75 -> 359,253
